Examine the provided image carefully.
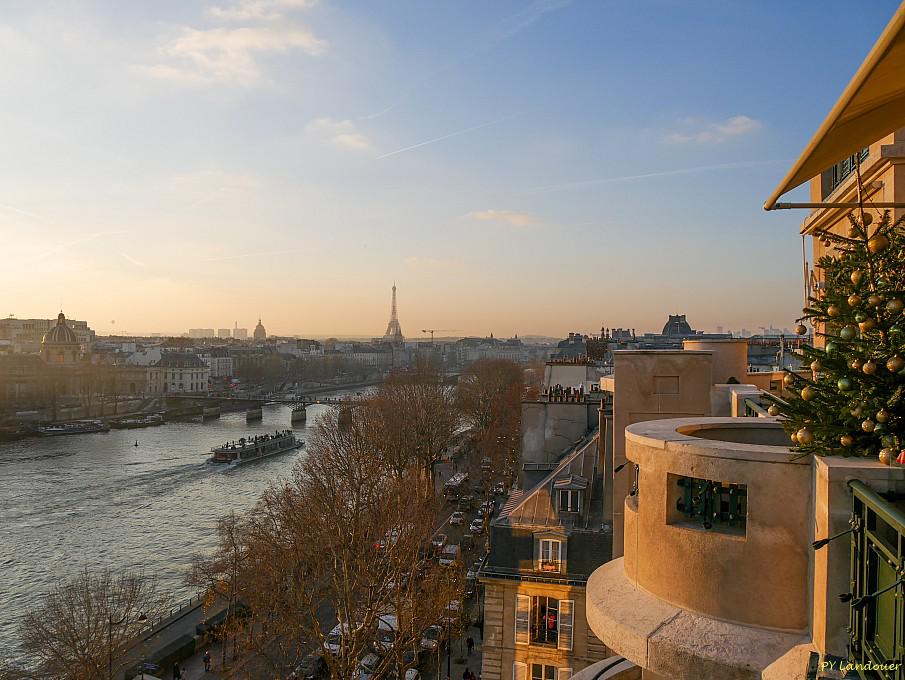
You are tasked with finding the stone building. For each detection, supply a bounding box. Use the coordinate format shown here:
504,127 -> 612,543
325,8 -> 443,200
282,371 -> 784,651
147,352 -> 210,394
0,312 -> 94,354
253,318 -> 267,342
480,433 -> 611,680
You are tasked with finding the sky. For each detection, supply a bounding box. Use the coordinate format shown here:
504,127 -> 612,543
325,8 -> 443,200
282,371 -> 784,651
0,0 -> 899,338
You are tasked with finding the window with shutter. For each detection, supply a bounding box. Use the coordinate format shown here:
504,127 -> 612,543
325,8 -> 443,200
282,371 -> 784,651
513,662 -> 528,680
515,594 -> 530,645
559,669 -> 572,680
558,599 -> 574,651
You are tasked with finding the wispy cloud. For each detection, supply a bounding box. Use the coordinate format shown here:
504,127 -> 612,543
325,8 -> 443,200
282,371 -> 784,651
376,117 -> 511,160
305,118 -> 373,152
527,159 -> 788,194
664,115 -> 763,144
207,0 -> 317,22
141,24 -> 326,85
468,210 -> 540,228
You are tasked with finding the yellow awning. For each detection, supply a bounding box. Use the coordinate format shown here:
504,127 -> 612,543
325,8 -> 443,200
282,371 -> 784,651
764,1 -> 905,210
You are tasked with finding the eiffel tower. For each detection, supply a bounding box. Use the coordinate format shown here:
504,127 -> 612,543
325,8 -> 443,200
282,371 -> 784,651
383,282 -> 404,344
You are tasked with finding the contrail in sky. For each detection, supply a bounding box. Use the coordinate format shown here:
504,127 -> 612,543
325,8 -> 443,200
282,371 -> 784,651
526,159 -> 791,193
120,252 -> 146,267
358,0 -> 571,121
36,231 -> 125,260
0,202 -> 41,220
202,248 -> 303,263
375,117 -> 512,160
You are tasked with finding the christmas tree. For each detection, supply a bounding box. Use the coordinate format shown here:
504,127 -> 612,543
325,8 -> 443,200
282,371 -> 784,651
765,209 -> 905,464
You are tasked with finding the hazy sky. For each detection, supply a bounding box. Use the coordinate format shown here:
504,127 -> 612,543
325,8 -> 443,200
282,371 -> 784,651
0,0 -> 898,337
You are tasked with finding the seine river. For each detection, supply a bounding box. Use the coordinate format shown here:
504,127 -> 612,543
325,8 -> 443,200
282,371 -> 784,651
0,397 -> 348,660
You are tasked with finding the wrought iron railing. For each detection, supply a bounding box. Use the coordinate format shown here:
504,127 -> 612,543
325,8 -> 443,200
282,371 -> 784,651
848,480 -> 905,680
675,477 -> 747,531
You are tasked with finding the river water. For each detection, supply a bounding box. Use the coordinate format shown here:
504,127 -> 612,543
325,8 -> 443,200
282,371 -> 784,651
0,397 -> 347,660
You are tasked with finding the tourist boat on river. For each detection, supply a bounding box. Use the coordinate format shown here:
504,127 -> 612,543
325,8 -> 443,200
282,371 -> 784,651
208,429 -> 301,466
37,420 -> 110,436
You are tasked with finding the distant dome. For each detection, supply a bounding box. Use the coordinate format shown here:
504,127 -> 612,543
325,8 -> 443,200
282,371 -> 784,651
253,318 -> 266,341
42,312 -> 79,346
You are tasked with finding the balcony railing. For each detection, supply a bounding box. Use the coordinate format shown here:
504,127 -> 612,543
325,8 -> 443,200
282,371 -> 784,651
675,476 -> 747,531
848,480 -> 905,680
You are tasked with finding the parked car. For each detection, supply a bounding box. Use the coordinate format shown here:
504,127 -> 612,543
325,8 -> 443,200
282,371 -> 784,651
431,533 -> 447,552
324,623 -> 351,655
449,511 -> 465,526
438,544 -> 461,566
373,613 -> 398,654
469,520 -> 484,535
420,624 -> 442,651
461,533 -> 475,551
358,653 -> 381,680
459,494 -> 475,508
476,507 -> 487,519
402,646 -> 423,668
290,651 -> 327,680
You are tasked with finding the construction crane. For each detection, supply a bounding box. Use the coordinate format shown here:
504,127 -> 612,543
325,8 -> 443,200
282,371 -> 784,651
421,329 -> 460,342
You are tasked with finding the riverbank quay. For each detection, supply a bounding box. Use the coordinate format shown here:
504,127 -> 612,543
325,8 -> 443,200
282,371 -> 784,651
120,592 -> 229,679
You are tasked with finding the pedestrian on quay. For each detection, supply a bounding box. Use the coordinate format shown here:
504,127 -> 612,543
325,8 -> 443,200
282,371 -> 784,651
182,666 -> 188,679
463,668 -> 471,680
203,650 -> 211,672
173,662 -> 181,680
466,636 -> 474,655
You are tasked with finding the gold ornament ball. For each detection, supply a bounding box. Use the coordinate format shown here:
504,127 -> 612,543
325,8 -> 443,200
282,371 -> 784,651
859,318 -> 877,333
783,373 -> 795,386
868,233 -> 891,253
794,323 -> 807,336
876,409 -> 889,423
847,226 -> 860,239
862,419 -> 876,433
851,405 -> 864,418
867,294 -> 883,307
887,355 -> 905,373
801,386 -> 816,401
879,448 -> 893,466
851,270 -> 864,285
840,434 -> 854,447
850,358 -> 863,371
862,212 -> 874,226
862,360 -> 878,375
810,359 -> 822,372
790,431 -> 799,444
848,294 -> 862,307
887,298 -> 904,315
827,305 -> 841,318
767,404 -> 780,417
796,427 -> 814,445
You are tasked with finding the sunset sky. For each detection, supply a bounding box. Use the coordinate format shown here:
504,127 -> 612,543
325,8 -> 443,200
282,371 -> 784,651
0,0 -> 897,338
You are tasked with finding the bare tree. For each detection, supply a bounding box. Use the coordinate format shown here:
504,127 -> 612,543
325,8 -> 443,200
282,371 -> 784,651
456,359 -> 523,433
199,404 -> 463,679
0,569 -> 169,680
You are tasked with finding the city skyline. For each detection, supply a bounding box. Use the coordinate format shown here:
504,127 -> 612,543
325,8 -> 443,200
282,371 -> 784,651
1,1 -> 898,335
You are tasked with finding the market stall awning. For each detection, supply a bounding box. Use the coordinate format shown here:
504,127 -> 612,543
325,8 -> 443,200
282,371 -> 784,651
764,1 -> 905,210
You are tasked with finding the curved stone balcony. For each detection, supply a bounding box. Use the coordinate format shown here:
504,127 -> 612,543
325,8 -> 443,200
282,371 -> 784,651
587,417 -> 814,680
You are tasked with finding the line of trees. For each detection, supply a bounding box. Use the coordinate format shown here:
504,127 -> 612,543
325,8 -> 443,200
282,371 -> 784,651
3,359 -> 525,680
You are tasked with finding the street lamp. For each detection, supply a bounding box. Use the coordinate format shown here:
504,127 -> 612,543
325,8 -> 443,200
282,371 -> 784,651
108,612 -> 147,680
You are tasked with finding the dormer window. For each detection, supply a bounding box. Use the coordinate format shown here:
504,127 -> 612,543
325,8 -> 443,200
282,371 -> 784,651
553,475 -> 587,514
559,489 -> 581,513
539,539 -> 562,572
